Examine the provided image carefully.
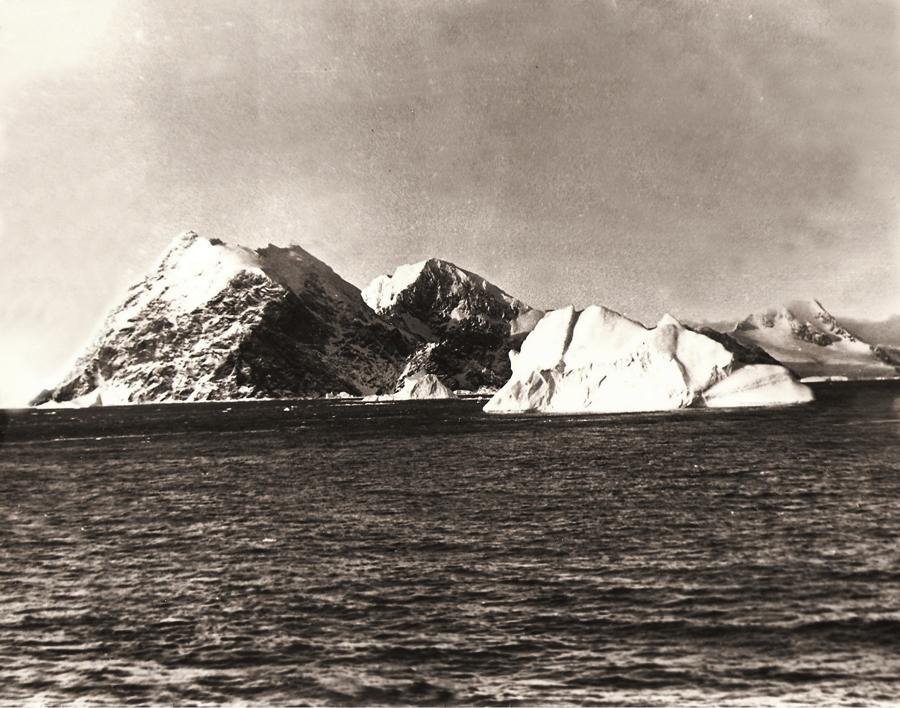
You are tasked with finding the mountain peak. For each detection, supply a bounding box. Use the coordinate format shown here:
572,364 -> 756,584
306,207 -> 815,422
784,298 -> 833,322
361,258 -> 480,310
362,259 -> 432,311
112,231 -> 262,330
158,229 -> 218,259
134,235 -> 370,317
35,230 -> 412,405
362,257 -> 541,335
169,229 -> 203,246
725,299 -> 897,379
361,257 -> 544,390
657,313 -> 683,328
735,299 -> 859,343
256,243 -> 363,307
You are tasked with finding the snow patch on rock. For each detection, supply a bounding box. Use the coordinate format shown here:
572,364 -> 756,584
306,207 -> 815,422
110,231 -> 262,330
362,260 -> 431,311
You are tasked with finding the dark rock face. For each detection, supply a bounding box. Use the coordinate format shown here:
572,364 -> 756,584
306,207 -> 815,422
694,327 -> 784,367
37,233 -> 414,405
221,274 -> 412,398
363,259 -> 543,391
371,259 -> 533,338
400,330 -> 530,392
792,324 -> 838,347
400,328 -> 529,392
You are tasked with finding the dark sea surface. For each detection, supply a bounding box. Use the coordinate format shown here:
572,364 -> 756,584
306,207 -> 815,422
1,381 -> 899,706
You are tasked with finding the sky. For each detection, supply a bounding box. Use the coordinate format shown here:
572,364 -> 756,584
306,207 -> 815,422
1,0 -> 898,406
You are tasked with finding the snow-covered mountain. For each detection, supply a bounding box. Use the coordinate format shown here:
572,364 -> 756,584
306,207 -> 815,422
32,231 -> 413,405
362,258 -> 544,390
35,231 -> 894,409
724,300 -> 900,380
485,306 -> 813,414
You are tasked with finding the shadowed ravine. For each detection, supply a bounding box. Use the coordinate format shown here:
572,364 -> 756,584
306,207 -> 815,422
2,381 -> 899,705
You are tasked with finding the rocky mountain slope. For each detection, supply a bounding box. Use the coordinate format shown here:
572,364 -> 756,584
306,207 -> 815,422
723,300 -> 900,379
485,306 -> 813,414
362,259 -> 543,390
32,232 -> 413,405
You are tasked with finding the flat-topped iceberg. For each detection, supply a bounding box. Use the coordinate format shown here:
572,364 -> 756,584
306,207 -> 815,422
484,305 -> 813,414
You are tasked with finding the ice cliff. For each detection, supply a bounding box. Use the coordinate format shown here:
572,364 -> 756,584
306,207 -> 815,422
484,306 -> 813,414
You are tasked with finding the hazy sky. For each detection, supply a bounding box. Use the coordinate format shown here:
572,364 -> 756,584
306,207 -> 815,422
2,0 -> 899,405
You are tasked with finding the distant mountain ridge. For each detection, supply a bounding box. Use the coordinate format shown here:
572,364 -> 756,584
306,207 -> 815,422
715,300 -> 899,379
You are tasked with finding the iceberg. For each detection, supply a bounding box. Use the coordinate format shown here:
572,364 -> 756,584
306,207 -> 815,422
394,373 -> 457,400
701,364 -> 814,408
362,374 -> 457,402
484,305 -> 813,414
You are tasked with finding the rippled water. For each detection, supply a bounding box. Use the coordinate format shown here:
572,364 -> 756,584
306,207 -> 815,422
2,381 -> 899,705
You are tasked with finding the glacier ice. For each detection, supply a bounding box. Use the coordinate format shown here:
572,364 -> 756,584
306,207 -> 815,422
701,364 -> 814,408
484,305 -> 814,414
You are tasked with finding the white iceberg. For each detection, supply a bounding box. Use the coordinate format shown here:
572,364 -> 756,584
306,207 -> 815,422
362,374 -> 457,402
394,373 -> 457,400
701,364 -> 814,408
799,375 -> 850,383
484,305 -> 813,414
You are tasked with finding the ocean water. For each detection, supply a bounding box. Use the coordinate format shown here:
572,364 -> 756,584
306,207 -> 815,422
1,381 -> 899,706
